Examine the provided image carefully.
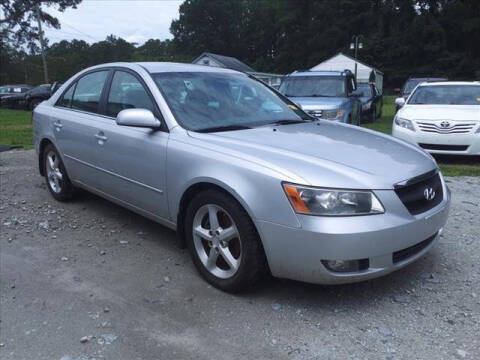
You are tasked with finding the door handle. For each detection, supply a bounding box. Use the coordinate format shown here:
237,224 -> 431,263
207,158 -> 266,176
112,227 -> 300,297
95,132 -> 108,143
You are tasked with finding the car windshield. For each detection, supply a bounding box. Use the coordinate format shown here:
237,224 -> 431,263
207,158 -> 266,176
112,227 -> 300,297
403,80 -> 423,94
152,72 -> 310,132
279,76 -> 346,97
357,84 -> 372,97
408,85 -> 480,105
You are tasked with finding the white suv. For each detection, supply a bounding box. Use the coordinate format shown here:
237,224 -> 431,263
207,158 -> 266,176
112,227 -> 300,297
393,82 -> 480,155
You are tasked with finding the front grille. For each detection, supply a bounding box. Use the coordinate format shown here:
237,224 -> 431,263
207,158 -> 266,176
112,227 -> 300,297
419,143 -> 469,151
393,233 -> 437,264
307,110 -> 323,118
394,172 -> 443,215
416,121 -> 476,134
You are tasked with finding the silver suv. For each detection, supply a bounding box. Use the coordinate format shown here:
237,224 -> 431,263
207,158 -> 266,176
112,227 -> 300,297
33,62 -> 450,292
279,70 -> 362,124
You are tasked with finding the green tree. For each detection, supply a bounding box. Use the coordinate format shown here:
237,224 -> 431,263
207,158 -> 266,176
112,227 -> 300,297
0,0 -> 82,49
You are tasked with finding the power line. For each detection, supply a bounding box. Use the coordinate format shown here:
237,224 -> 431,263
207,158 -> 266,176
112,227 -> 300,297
60,21 -> 99,41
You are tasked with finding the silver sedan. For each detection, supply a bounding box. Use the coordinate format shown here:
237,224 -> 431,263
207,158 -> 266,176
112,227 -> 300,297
33,62 -> 450,292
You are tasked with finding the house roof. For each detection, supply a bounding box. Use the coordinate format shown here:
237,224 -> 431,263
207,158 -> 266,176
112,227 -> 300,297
192,52 -> 255,73
313,52 -> 384,75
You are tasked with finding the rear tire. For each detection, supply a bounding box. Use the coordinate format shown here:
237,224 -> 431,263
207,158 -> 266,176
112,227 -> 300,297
29,99 -> 41,110
43,144 -> 74,202
185,190 -> 266,292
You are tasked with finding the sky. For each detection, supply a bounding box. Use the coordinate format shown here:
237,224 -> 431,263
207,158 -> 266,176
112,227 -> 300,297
43,0 -> 183,46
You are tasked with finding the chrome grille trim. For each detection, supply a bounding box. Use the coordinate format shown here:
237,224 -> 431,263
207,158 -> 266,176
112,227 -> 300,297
307,110 -> 323,118
416,121 -> 476,134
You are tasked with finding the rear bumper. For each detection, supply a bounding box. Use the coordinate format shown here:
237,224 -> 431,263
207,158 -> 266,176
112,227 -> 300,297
392,124 -> 480,155
256,185 -> 450,285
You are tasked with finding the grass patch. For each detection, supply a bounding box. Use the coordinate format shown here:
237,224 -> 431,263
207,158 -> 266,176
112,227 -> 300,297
439,164 -> 480,177
0,109 -> 33,149
362,96 -> 480,176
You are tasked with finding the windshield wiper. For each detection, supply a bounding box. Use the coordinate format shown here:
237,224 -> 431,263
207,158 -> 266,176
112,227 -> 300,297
196,125 -> 252,133
269,119 -> 310,125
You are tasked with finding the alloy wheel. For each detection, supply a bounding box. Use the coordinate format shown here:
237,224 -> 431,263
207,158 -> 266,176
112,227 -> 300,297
192,204 -> 242,279
46,151 -> 64,193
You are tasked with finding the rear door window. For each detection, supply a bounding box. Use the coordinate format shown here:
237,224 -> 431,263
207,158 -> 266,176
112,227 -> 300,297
71,71 -> 108,113
106,71 -> 155,117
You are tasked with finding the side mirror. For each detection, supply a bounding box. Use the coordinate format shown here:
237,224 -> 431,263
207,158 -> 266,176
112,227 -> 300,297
395,97 -> 405,108
116,108 -> 161,128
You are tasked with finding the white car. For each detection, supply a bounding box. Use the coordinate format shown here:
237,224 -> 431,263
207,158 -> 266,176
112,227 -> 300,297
392,82 -> 480,155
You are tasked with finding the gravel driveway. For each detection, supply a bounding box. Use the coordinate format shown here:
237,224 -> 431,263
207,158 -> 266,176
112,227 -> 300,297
1,150 -> 479,360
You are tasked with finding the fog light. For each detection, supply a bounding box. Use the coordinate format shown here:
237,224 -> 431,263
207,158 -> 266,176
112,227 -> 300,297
322,259 -> 369,273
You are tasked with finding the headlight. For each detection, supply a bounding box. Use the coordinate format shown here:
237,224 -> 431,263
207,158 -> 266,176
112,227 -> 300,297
283,183 -> 384,216
322,109 -> 345,120
394,116 -> 415,131
362,102 -> 371,111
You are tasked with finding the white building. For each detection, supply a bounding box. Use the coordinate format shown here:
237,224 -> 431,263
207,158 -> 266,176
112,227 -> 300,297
192,52 -> 283,86
311,52 -> 384,93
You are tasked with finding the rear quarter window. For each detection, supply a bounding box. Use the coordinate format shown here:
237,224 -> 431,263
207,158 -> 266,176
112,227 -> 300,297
57,84 -> 76,108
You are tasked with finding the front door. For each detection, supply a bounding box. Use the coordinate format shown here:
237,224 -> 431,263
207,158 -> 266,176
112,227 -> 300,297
88,70 -> 169,219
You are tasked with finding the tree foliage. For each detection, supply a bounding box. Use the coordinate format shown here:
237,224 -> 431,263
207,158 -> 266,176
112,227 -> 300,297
1,0 -> 82,50
171,0 -> 480,86
1,0 -> 479,88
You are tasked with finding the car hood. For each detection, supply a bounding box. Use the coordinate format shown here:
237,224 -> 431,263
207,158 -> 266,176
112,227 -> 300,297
188,121 -> 436,189
400,105 -> 480,121
287,96 -> 347,110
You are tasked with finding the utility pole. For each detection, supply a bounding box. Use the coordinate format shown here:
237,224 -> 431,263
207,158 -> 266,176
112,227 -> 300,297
35,3 -> 49,84
350,35 -> 364,81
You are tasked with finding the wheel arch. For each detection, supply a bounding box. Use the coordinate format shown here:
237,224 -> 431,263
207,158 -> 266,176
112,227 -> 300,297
38,138 -> 68,177
38,138 -> 54,176
175,180 -> 259,249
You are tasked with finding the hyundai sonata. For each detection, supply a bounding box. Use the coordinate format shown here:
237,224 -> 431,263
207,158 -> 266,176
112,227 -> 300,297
33,62 -> 450,292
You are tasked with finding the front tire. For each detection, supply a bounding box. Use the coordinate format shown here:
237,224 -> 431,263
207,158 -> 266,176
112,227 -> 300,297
185,190 -> 266,292
29,99 -> 41,110
44,144 -> 74,202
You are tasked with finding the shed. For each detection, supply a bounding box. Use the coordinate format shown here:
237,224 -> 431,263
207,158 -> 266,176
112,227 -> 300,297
310,53 -> 384,94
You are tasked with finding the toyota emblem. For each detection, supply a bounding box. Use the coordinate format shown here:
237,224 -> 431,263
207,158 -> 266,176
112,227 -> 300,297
424,187 -> 436,201
440,121 -> 451,128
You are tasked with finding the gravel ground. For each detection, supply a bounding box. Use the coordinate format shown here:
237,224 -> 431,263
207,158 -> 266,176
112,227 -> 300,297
1,149 -> 479,360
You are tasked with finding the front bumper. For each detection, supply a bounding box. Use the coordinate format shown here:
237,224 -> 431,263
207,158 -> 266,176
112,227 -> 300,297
256,185 -> 450,285
392,124 -> 480,155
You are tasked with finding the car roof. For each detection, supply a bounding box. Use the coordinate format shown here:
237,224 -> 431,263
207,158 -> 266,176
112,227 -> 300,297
288,70 -> 345,77
418,81 -> 480,87
408,77 -> 447,81
81,62 -> 244,75
0,84 -> 32,87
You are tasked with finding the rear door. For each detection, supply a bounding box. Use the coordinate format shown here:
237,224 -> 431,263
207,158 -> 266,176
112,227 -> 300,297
87,69 -> 169,219
52,70 -> 110,186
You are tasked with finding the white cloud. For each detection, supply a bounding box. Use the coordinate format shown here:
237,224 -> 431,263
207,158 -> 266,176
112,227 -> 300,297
43,0 -> 182,45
